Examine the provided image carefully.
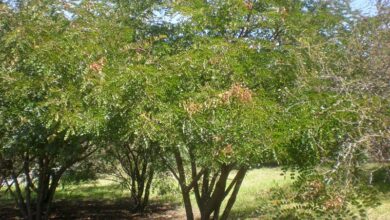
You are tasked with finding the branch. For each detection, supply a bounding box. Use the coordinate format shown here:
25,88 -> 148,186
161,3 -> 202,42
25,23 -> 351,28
186,168 -> 206,191
160,155 -> 181,183
56,146 -> 97,178
223,167 -> 247,198
238,8 -> 253,38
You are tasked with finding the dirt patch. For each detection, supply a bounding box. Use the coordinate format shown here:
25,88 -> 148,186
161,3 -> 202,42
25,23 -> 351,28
0,200 -> 186,220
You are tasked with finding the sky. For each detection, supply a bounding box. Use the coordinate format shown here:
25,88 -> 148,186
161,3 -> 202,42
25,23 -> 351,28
351,0 -> 378,15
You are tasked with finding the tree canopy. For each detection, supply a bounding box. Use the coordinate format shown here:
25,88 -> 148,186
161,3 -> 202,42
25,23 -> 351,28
0,0 -> 388,219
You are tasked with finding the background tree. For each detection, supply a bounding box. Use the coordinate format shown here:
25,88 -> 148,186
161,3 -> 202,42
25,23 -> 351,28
104,134 -> 159,212
0,1 -> 136,219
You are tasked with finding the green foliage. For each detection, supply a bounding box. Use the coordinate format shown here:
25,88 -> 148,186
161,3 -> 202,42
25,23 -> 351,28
0,1 -> 146,218
0,0 -> 388,219
61,161 -> 99,186
152,172 -> 181,199
266,171 -> 380,220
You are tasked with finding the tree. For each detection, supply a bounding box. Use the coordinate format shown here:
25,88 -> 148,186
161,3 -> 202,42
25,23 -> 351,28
1,0 -> 386,220
260,1 -> 390,218
104,135 -> 159,212
0,1 -> 135,219
135,0 -> 384,219
147,40 -> 316,220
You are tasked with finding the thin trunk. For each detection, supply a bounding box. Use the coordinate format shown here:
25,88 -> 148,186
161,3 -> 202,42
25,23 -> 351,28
23,158 -> 33,220
11,171 -> 28,219
174,150 -> 194,220
208,171 -> 219,197
141,167 -> 154,211
189,148 -> 203,212
202,169 -> 210,199
212,204 -> 220,220
199,170 -> 211,219
136,160 -> 147,207
36,157 -> 49,220
37,175 -> 51,220
203,164 -> 233,219
182,189 -> 194,220
5,179 -> 27,218
220,168 -> 247,220
131,173 -> 137,205
43,174 -> 61,220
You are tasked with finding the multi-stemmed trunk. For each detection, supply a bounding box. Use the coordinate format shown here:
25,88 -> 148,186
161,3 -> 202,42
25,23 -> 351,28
129,166 -> 154,212
194,165 -> 247,220
3,145 -> 95,220
163,148 -> 248,220
110,141 -> 158,212
5,155 -> 65,220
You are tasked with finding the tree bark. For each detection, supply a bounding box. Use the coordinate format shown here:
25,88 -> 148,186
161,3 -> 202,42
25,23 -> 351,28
141,167 -> 154,211
202,164 -> 233,220
174,150 -> 195,220
23,157 -> 33,220
220,167 -> 247,220
7,175 -> 27,219
182,188 -> 194,220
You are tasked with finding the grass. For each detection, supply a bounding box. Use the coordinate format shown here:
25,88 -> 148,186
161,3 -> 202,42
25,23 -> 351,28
55,179 -> 128,201
367,192 -> 390,220
229,168 -> 390,220
227,168 -> 294,219
55,177 -> 181,204
2,168 -> 390,219
230,168 -> 390,220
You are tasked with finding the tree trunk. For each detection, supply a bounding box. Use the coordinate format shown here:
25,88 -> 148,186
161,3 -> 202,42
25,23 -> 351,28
141,168 -> 154,211
202,164 -> 232,219
212,204 -> 220,220
42,174 -> 61,220
174,150 -> 194,220
9,173 -> 28,219
220,167 -> 247,220
182,189 -> 194,220
36,157 -> 49,220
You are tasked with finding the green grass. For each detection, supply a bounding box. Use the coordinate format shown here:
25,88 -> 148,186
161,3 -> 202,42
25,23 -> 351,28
229,168 -> 390,220
55,179 -> 129,201
227,168 -> 294,219
55,178 -> 181,204
2,168 -> 390,219
367,192 -> 390,220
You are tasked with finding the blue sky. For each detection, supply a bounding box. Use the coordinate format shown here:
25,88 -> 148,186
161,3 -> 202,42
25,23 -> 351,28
351,0 -> 377,15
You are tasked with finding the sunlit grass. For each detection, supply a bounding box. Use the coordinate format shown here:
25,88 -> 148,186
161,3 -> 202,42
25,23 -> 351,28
367,193 -> 390,220
55,179 -> 128,201
228,168 -> 390,220
227,168 -> 293,219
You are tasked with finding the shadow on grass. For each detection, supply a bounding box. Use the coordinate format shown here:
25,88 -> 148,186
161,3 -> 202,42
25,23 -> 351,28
371,171 -> 390,193
0,182 -> 183,219
1,198 -> 182,220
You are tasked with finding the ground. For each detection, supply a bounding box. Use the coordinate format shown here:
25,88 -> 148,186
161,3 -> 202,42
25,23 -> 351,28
1,168 -> 389,219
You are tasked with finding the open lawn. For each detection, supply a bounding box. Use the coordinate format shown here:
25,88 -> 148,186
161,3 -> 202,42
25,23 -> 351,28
1,168 -> 389,219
